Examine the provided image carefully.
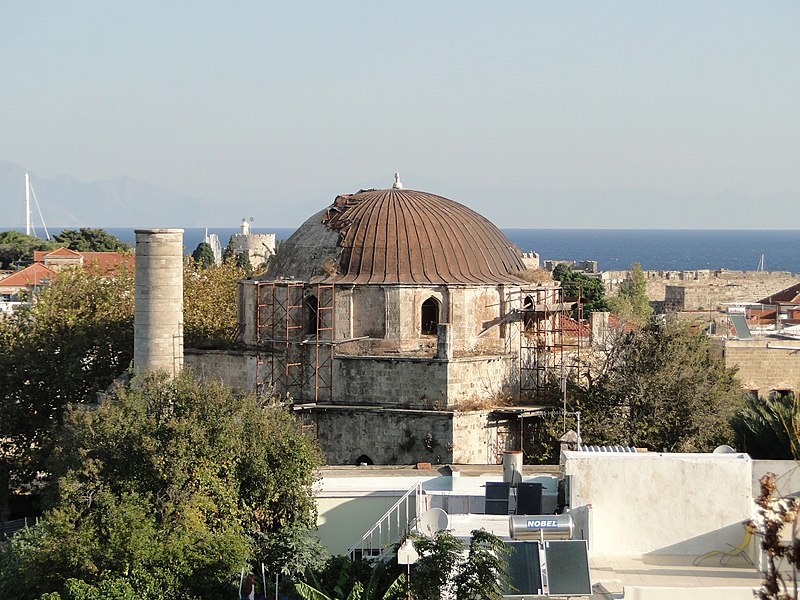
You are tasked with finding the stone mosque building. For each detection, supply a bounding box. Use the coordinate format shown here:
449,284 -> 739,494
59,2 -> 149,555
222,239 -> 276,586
185,176 -> 565,465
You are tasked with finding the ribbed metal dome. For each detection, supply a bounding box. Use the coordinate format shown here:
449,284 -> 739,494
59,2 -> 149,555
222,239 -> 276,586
267,188 -> 526,285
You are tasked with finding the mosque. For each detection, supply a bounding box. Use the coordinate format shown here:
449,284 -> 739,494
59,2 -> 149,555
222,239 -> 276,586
185,176 -> 568,465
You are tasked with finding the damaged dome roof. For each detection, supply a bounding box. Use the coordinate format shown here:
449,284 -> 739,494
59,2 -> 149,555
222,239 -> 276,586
264,187 -> 526,285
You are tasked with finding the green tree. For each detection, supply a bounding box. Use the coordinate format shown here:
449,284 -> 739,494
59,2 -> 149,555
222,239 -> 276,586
0,265 -> 134,521
183,260 -> 248,348
235,250 -> 254,276
0,258 -> 247,521
0,230 -> 60,268
453,529 -> 511,600
257,525 -> 329,580
609,262 -> 652,325
732,394 -> 798,459
0,371 -> 322,600
409,530 -> 465,600
552,264 -> 609,315
191,242 -> 215,268
563,319 -> 746,453
53,228 -> 130,252
296,561 -> 405,600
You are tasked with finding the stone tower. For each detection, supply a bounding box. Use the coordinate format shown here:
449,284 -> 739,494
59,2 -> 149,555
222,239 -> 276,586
229,219 -> 275,269
134,228 -> 184,377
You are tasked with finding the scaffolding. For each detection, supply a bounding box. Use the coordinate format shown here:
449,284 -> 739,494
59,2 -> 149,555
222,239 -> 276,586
254,281 -> 335,404
517,286 -> 581,404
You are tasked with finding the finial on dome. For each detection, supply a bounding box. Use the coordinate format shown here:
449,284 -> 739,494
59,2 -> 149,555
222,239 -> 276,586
392,172 -> 403,190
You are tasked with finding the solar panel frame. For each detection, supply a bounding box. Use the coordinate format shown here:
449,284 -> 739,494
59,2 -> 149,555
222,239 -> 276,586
543,540 -> 592,596
503,541 -> 543,597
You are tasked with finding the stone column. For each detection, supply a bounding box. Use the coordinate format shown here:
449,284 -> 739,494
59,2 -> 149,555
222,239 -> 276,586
134,229 -> 184,377
437,323 -> 453,359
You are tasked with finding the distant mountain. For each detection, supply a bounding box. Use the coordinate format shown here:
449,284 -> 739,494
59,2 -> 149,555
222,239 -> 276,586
0,161 -> 221,228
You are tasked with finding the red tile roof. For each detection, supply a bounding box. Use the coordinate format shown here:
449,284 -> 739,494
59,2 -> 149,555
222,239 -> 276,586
0,263 -> 56,287
562,315 -> 590,337
31,249 -> 134,274
76,252 -> 134,273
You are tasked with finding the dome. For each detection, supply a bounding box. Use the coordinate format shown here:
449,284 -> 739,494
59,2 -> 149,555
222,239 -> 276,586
266,187 -> 526,285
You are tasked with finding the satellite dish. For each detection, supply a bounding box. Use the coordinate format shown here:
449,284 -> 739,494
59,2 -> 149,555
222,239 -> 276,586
713,444 -> 737,454
417,508 -> 449,537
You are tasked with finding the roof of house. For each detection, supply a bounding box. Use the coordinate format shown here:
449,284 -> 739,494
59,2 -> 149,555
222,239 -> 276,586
562,315 -> 590,337
266,187 -> 527,285
37,247 -> 82,259
758,282 -> 800,305
0,263 -> 56,287
32,249 -> 134,273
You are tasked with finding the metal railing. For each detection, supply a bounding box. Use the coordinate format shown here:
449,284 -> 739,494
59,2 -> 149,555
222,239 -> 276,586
1,517 -> 37,541
347,482 -> 423,561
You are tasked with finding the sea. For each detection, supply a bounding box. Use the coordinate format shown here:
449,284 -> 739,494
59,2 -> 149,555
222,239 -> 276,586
16,227 -> 800,274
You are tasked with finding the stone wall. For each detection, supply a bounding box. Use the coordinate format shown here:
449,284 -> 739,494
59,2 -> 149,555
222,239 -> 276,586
335,356 -> 449,408
309,407 -> 455,465
334,355 -> 517,409
306,407 -> 518,465
239,281 -> 521,355
230,232 -> 275,268
711,337 -> 800,394
601,269 -> 799,309
184,349 -> 256,391
452,411 -> 518,464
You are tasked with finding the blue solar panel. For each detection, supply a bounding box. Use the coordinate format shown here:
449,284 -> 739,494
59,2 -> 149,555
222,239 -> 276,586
544,540 -> 592,596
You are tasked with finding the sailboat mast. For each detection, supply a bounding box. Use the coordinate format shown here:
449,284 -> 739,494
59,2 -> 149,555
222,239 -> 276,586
25,173 -> 31,236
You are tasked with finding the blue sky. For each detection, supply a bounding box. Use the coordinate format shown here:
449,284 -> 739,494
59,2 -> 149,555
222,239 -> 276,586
1,2 -> 798,228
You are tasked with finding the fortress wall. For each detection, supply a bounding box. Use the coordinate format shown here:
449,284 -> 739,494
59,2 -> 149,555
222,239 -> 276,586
601,269 -> 799,307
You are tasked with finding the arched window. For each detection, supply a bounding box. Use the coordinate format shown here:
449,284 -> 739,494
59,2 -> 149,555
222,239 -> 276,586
304,294 -> 319,335
523,295 -> 534,332
421,297 -> 440,335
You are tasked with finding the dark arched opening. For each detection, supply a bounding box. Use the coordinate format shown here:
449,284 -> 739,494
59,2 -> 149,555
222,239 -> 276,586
421,297 -> 440,335
355,454 -> 374,466
523,295 -> 535,332
304,294 -> 319,335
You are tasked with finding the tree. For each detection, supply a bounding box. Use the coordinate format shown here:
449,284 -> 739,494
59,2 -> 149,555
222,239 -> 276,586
552,264 -> 609,315
732,394 -> 798,460
563,319 -> 746,453
257,525 -> 328,580
235,250 -> 254,276
0,258 -> 246,521
0,370 -> 322,599
191,242 -> 215,268
609,262 -> 652,325
183,260 -> 248,348
409,530 -> 465,600
53,228 -> 130,252
453,529 -> 511,600
0,264 -> 134,522
0,230 -> 60,269
299,555 -> 396,600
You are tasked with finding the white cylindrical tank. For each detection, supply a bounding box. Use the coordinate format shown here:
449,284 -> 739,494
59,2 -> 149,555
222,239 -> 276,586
509,514 -> 574,540
134,228 -> 184,377
503,450 -> 523,484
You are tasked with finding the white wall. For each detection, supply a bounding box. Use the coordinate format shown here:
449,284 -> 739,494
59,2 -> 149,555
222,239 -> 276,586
563,451 -> 753,556
752,460 -> 800,498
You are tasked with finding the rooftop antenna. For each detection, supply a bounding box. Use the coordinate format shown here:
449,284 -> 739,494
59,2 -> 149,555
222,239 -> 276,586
392,172 -> 403,189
